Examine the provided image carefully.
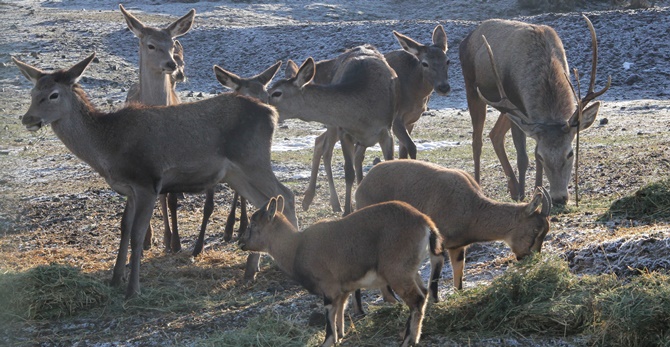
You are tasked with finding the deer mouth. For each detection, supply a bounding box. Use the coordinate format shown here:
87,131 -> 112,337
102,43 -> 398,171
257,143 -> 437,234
24,121 -> 43,132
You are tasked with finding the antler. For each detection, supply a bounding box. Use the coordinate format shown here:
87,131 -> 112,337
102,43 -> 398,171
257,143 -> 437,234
576,14 -> 612,111
476,35 -> 534,125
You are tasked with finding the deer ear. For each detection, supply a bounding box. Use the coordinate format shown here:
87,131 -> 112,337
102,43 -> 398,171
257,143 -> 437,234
256,61 -> 282,86
432,25 -> 448,52
265,197 -> 278,221
393,31 -> 423,56
295,58 -> 315,88
285,60 -> 299,79
276,195 -> 285,214
525,189 -> 543,216
119,4 -> 146,38
213,65 -> 241,90
167,8 -> 195,38
12,57 -> 45,85
578,101 -> 600,131
65,53 -> 96,84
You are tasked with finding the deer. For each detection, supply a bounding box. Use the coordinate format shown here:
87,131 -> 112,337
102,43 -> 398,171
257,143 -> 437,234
239,195 -> 443,347
353,159 -> 551,316
187,61 -> 283,257
301,25 -> 451,212
268,45 -> 398,215
13,53 -> 297,298
459,14 -> 610,205
120,4 -> 196,254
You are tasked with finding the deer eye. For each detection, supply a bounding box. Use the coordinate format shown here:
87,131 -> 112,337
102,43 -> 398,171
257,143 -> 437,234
421,61 -> 429,68
271,91 -> 282,98
567,150 -> 574,159
147,44 -> 156,50
49,91 -> 59,100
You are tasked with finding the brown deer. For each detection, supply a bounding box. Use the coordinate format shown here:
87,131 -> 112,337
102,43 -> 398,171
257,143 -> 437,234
187,61 -> 283,257
353,159 -> 551,315
459,15 -> 610,205
13,53 -> 297,298
268,45 -> 398,215
239,196 -> 442,347
120,4 -> 195,253
301,25 -> 451,212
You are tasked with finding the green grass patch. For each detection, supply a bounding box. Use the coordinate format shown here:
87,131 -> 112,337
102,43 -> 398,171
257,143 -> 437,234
0,263 -> 111,321
601,178 -> 670,221
198,311 -> 322,347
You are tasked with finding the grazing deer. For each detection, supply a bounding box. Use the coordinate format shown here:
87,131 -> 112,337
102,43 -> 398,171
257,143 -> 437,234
459,15 -> 610,205
187,61 -> 282,257
120,4 -> 196,253
353,159 -> 551,315
13,53 -> 297,298
268,45 -> 398,215
239,196 -> 442,347
301,25 -> 452,212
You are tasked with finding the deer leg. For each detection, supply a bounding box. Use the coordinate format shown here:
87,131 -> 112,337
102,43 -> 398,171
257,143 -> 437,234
447,247 -> 466,290
193,188 -> 215,257
111,196 -> 136,288
143,224 -> 152,251
238,196 -> 248,234
125,187 -> 158,299
321,130 -> 342,213
429,253 -> 445,302
466,82 -> 488,184
322,296 -> 338,347
534,145 -> 544,189
354,144 -> 366,185
489,114 -> 521,201
511,123 -> 528,201
303,130 -> 328,211
393,118 -> 417,159
159,193 -> 171,252
395,275 -> 428,347
167,192 -> 181,253
224,191 -> 238,242
335,293 -> 349,340
340,132 -> 356,216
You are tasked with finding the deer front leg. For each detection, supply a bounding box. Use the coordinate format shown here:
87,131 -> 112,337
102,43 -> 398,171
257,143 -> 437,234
511,123 -> 528,201
125,187 -> 158,299
489,113 -> 521,201
159,193 -> 171,252
393,117 -> 417,159
447,247 -> 466,290
303,130 -> 328,211
193,188 -> 215,257
167,192 -> 181,252
223,191 -> 239,242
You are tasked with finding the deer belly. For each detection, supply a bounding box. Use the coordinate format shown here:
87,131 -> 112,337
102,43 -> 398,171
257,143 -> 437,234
160,165 -> 227,193
351,270 -> 386,290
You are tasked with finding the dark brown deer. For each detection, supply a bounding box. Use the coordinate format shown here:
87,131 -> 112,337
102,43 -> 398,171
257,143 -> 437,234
13,53 -> 297,298
459,15 -> 610,205
120,4 -> 195,253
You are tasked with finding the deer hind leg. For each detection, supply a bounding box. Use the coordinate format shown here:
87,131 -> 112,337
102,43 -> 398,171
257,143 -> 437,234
447,247 -> 466,290
303,130 -> 327,211
394,277 -> 428,347
467,87 -> 487,184
321,131 -> 341,213
340,132 -> 356,216
143,224 -> 152,250
223,191 -> 239,242
489,114 -> 522,201
192,188 -> 215,257
167,192 -> 181,252
429,253 -> 445,302
511,122 -> 528,201
159,193 -> 171,252
322,295 -> 340,347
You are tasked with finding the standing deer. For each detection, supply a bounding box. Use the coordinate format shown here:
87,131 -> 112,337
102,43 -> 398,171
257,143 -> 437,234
268,45 -> 398,215
301,25 -> 451,212
188,61 -> 283,257
120,4 -> 196,253
13,53 -> 297,298
353,159 -> 551,315
239,196 -> 442,347
459,15 -> 610,205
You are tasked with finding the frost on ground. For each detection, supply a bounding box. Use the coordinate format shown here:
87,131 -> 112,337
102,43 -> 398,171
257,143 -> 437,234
1,0 -> 670,346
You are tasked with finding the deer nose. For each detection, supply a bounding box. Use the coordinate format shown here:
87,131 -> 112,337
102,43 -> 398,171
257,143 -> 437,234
552,195 -> 568,206
436,83 -> 451,95
165,61 -> 177,72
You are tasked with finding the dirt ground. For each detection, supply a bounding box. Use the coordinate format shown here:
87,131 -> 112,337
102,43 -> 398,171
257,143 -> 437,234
1,0 -> 669,346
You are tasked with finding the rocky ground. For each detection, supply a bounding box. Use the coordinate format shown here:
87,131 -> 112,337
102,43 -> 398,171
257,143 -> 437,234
1,0 -> 669,346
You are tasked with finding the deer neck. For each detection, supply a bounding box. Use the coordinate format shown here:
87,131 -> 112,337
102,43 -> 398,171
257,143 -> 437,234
49,88 -> 108,174
266,221 -> 301,278
469,199 -> 523,243
138,55 -> 175,106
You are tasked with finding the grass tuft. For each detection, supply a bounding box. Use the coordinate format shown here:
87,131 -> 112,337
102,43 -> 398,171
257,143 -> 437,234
602,178 -> 670,221
0,263 -> 110,321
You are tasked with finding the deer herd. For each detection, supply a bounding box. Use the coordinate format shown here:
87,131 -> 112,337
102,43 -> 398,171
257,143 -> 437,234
13,4 -> 612,346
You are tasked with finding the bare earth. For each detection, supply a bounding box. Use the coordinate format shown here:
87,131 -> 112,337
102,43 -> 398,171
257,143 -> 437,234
1,0 -> 669,346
